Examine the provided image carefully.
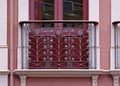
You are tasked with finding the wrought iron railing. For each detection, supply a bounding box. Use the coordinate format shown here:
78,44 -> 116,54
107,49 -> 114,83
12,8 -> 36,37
113,21 -> 120,69
19,20 -> 98,69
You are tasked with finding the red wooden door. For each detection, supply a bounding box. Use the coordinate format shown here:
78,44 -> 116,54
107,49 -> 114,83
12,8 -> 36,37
28,0 -> 88,69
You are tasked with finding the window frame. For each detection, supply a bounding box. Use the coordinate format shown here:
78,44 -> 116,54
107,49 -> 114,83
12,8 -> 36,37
29,0 -> 88,20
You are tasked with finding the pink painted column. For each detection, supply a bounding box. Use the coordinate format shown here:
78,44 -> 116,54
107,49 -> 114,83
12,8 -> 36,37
99,0 -> 113,85
7,0 -> 18,86
99,0 -> 111,69
8,0 -> 14,86
27,78 -> 91,86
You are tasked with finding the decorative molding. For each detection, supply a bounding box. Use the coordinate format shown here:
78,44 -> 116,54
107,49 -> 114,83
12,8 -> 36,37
111,46 -> 117,48
110,69 -> 120,75
14,69 -> 103,77
111,46 -> 120,48
0,45 -> 8,48
113,75 -> 119,86
92,75 -> 99,86
110,70 -> 120,86
20,76 -> 26,86
0,70 -> 9,75
15,69 -> 101,86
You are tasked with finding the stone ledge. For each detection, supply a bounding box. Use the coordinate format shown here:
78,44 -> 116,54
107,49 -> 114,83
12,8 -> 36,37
0,45 -> 8,48
14,69 -> 103,77
0,70 -> 9,75
110,69 -> 120,75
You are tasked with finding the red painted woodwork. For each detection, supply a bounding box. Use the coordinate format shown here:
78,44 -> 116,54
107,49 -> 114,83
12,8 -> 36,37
29,0 -> 42,20
28,0 -> 88,69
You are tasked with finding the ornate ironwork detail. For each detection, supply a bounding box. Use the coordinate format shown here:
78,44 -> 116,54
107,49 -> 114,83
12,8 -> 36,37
20,21 -> 97,69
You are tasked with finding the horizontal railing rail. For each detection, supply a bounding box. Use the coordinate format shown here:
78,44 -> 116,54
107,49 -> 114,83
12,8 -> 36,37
19,20 -> 98,69
112,21 -> 120,24
19,20 -> 98,24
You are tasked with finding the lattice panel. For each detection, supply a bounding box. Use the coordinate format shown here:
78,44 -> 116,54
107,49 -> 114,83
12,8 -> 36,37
28,26 -> 89,69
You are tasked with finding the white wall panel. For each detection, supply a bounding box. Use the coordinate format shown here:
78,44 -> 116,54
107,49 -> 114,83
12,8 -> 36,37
0,75 -> 8,86
89,0 -> 99,21
19,0 -> 29,21
111,0 -> 120,69
0,0 -> 7,45
0,47 -> 8,69
0,0 -> 8,70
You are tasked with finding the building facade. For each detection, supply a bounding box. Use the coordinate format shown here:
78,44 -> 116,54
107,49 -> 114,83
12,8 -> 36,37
1,0 -> 120,86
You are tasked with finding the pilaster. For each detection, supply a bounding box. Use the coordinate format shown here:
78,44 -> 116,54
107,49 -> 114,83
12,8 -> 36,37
113,75 -> 119,86
20,76 -> 26,86
92,75 -> 99,86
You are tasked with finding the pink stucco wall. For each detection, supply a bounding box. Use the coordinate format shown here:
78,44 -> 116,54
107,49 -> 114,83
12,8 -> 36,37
98,75 -> 112,86
27,78 -> 91,86
99,0 -> 111,69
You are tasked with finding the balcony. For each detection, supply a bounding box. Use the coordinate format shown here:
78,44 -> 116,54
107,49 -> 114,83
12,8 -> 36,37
113,21 -> 120,69
19,20 -> 98,69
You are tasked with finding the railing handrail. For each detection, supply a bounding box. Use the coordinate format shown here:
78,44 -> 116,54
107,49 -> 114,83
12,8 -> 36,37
112,21 -> 120,25
19,20 -> 98,26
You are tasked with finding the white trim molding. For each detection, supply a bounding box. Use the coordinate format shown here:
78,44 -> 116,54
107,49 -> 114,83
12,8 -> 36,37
0,70 -> 9,75
14,69 -> 103,77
